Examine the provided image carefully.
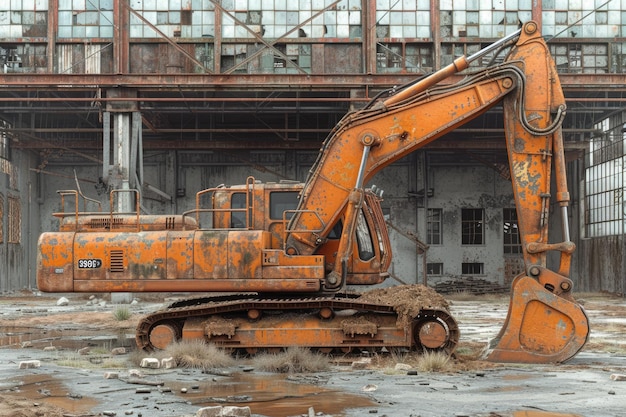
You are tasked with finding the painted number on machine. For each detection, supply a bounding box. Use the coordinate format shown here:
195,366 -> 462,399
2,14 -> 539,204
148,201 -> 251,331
78,259 -> 103,269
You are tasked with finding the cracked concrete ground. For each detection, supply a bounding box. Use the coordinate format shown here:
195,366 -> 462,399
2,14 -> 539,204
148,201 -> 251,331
0,291 -> 624,417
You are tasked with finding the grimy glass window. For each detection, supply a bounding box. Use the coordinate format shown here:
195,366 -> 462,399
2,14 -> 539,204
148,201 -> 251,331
462,208 -> 484,245
8,196 -> 20,244
427,262 -> 443,275
462,262 -> 484,275
427,208 -> 442,245
230,192 -> 246,228
269,191 -> 299,220
585,115 -> 625,237
503,208 -> 522,254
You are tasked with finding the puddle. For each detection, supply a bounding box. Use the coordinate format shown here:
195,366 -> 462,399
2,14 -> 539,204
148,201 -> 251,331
5,373 -> 98,414
0,325 -> 134,350
166,372 -> 375,417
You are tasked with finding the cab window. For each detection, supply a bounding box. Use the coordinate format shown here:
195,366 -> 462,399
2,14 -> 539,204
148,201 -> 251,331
231,192 -> 246,228
269,191 -> 299,220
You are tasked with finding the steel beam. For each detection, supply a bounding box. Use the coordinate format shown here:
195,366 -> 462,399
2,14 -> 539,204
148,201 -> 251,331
0,73 -> 623,89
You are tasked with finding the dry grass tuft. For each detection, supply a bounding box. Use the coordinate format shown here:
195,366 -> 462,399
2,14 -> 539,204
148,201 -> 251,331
254,347 -> 330,373
415,350 -> 451,372
128,340 -> 235,369
163,339 -> 235,369
453,342 -> 489,361
56,354 -> 127,369
112,305 -> 132,321
127,349 -> 147,367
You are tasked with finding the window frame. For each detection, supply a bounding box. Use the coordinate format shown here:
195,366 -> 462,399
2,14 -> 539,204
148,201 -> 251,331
8,196 -> 20,244
461,208 -> 484,245
462,262 -> 484,275
426,262 -> 443,276
426,208 -> 443,245
503,208 -> 522,254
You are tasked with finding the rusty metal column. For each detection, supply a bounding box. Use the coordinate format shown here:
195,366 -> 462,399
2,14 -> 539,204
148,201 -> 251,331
365,0 -> 377,74
214,3 -> 222,72
47,0 -> 58,73
431,0 -> 441,71
114,0 -> 130,74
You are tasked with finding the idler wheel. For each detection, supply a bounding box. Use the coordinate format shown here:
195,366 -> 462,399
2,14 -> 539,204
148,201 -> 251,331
416,319 -> 449,350
149,323 -> 180,350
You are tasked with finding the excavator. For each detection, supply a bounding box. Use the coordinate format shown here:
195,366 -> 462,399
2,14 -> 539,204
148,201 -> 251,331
37,21 -> 589,363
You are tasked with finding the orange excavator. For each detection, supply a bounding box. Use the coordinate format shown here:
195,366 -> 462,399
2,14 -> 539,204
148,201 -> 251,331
37,21 -> 589,363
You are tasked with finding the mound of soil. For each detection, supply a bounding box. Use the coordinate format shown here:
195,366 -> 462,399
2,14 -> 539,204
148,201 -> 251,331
356,284 -> 450,326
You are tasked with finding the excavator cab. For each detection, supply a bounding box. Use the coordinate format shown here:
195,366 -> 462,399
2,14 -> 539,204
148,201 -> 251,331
211,179 -> 392,287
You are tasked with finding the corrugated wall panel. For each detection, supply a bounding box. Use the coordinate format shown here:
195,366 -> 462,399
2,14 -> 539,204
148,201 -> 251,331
85,44 -> 101,74
57,44 -> 73,74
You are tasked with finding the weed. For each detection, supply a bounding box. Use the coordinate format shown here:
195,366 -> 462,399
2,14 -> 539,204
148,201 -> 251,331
56,354 -> 126,369
415,350 -> 450,372
163,339 -> 235,369
112,305 -> 132,321
453,342 -> 488,361
127,348 -> 148,367
254,347 -> 330,373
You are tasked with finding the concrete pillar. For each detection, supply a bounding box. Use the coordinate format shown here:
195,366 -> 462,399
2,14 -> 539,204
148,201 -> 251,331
105,89 -> 140,304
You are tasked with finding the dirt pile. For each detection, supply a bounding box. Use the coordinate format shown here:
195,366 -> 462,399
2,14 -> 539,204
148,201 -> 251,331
356,284 -> 450,325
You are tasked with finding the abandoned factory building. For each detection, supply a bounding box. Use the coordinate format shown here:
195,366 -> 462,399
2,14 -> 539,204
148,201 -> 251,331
0,0 -> 624,296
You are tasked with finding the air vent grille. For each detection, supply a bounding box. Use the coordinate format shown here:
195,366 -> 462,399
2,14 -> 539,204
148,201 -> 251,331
89,218 -> 123,229
109,249 -> 125,273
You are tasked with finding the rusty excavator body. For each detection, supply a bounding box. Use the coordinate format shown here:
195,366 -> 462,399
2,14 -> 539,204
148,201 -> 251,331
37,22 -> 589,363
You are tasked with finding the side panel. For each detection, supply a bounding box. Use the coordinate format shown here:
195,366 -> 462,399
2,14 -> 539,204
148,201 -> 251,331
167,231 -> 195,279
38,228 -> 324,292
37,232 -> 75,292
193,230 -> 269,279
227,230 -> 266,279
193,230 -> 229,279
261,250 -> 325,280
73,232 -> 168,281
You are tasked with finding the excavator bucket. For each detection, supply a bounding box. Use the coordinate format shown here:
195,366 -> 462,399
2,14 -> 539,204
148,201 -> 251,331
484,274 -> 589,363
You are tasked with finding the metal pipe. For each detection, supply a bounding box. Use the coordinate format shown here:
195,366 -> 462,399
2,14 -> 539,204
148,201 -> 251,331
355,145 -> 371,189
466,28 -> 522,63
382,27 -> 522,108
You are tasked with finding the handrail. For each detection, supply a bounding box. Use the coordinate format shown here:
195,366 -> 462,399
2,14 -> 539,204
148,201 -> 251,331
54,189 -> 103,231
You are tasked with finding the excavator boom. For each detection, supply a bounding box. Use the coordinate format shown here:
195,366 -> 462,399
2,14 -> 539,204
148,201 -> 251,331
285,21 -> 589,362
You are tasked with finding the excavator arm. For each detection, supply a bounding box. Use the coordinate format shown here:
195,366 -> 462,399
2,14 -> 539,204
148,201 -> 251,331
286,21 -> 589,363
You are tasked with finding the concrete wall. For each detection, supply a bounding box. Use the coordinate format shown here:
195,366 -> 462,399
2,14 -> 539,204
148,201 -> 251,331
371,160 -> 524,288
420,164 -> 518,287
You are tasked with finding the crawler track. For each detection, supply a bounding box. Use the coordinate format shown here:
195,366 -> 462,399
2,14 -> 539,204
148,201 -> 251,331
135,294 -> 460,355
